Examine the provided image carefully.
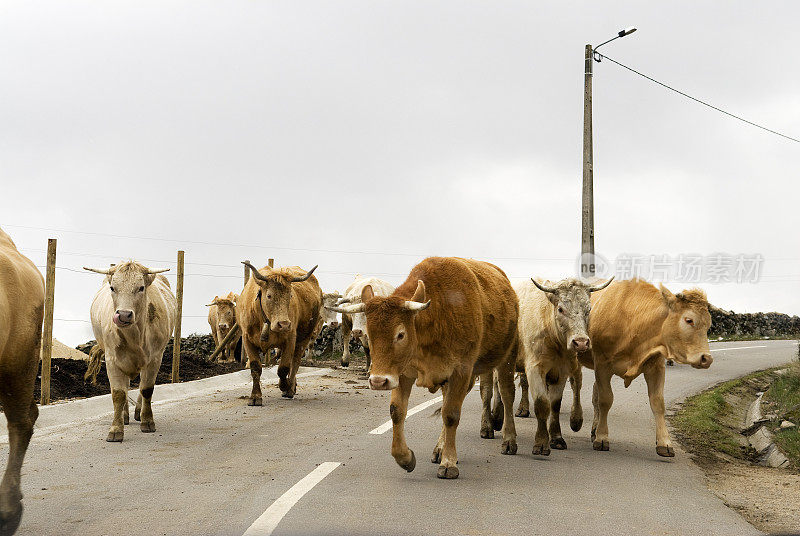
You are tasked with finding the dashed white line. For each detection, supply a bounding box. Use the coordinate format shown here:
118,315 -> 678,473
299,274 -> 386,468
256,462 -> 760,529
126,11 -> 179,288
710,345 -> 768,352
243,462 -> 340,536
369,395 -> 443,435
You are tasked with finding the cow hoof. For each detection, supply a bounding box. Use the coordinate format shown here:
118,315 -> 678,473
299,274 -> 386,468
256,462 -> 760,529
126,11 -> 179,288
593,439 -> 609,451
501,439 -> 517,455
248,397 -> 263,406
123,415 -> 130,425
532,445 -> 550,456
656,446 -> 675,457
431,448 -> 442,464
491,414 -> 504,431
570,416 -> 583,432
550,437 -> 567,450
134,408 -> 141,421
0,502 -> 23,536
515,408 -> 530,418
106,431 -> 124,442
437,465 -> 459,479
590,427 -> 596,442
398,450 -> 416,472
480,427 -> 494,439
340,360 -> 349,368
281,391 -> 295,399
140,422 -> 156,433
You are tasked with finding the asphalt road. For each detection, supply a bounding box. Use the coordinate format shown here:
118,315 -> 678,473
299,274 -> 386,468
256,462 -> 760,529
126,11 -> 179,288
10,340 -> 798,536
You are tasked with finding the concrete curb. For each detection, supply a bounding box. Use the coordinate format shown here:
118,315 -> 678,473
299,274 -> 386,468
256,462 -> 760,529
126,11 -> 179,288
742,391 -> 790,468
0,366 -> 332,443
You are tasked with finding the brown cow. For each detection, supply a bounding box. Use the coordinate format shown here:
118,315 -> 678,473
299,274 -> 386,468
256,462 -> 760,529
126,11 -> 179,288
582,279 -> 712,457
238,262 -> 322,403
207,292 -> 239,362
331,257 -> 519,479
0,228 -> 44,534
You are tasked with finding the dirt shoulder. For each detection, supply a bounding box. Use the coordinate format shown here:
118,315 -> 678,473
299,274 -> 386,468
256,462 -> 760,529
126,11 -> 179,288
670,368 -> 800,534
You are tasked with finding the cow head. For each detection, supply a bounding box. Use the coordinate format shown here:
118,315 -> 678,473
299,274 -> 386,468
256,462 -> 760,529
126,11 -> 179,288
321,292 -> 341,328
84,261 -> 169,328
532,277 -> 614,352
242,261 -> 317,333
326,281 -> 430,390
659,285 -> 713,369
207,292 -> 237,335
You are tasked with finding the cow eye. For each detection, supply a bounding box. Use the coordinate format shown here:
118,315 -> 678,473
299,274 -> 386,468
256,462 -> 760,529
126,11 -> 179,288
138,286 -> 145,292
685,317 -> 694,325
557,306 -> 564,315
109,286 -> 115,292
397,332 -> 405,341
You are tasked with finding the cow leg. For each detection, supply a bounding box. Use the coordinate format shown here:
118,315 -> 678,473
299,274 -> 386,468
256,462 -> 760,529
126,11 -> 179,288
527,364 -> 550,456
490,371 -> 504,431
592,366 -> 614,451
569,365 -> 584,432
106,365 -> 129,442
591,380 -> 599,441
432,383 -> 448,463
138,361 -> 159,433
0,352 -> 38,535
644,362 -> 674,457
547,376 -> 568,450
390,374 -> 417,472
496,359 -> 518,455
479,372 -> 495,439
340,315 -> 352,367
361,335 -> 371,372
284,337 -> 305,399
437,372 -> 471,479
516,372 -> 530,418
242,338 -> 263,406
123,393 -> 130,425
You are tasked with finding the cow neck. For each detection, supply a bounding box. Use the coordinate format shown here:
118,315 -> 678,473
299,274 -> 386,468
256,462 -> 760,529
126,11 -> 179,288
543,300 -> 568,352
111,311 -> 149,374
255,289 -> 271,331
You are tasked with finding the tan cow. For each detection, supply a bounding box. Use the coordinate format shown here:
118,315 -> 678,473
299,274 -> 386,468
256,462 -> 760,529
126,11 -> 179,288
84,261 -> 177,442
207,292 -> 239,362
513,277 -> 612,455
238,262 -> 322,403
0,228 -> 44,534
330,257 -> 519,479
582,279 -> 712,457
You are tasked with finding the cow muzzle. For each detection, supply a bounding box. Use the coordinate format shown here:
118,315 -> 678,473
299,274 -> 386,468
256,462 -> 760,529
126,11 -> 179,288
218,323 -> 229,330
272,320 -> 292,332
689,353 -> 713,369
570,336 -> 591,352
113,310 -> 134,327
369,374 -> 398,390
351,329 -> 363,338
329,321 -> 339,328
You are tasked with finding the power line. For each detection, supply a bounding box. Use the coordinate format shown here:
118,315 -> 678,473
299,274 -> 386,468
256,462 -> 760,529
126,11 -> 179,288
595,52 -> 800,144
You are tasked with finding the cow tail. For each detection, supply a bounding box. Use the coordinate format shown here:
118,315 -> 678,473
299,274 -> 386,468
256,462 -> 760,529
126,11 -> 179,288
84,344 -> 105,384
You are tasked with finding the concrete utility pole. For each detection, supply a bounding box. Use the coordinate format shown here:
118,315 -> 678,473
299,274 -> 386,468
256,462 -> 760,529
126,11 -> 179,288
581,27 -> 637,279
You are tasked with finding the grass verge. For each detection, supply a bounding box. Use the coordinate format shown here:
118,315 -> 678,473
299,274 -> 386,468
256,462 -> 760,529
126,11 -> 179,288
763,362 -> 800,467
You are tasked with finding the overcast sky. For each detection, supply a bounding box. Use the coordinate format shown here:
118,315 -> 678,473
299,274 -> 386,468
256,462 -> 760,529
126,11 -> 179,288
2,1 -> 798,346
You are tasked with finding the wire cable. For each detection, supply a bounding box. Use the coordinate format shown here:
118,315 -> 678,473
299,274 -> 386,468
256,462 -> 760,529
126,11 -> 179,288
595,52 -> 800,144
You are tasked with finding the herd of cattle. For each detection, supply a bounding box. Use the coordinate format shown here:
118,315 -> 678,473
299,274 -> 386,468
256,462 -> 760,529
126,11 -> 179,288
0,226 -> 714,534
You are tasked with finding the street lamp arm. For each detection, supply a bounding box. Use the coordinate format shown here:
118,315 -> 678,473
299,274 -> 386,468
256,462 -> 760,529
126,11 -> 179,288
592,27 -> 637,61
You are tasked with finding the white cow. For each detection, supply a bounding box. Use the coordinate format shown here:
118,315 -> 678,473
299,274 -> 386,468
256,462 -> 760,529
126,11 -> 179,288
336,276 -> 394,369
84,261 -> 177,442
321,292 -> 341,329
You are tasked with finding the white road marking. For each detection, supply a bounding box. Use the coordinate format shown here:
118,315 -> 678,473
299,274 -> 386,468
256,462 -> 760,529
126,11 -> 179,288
243,462 -> 340,536
710,345 -> 767,352
369,395 -> 443,435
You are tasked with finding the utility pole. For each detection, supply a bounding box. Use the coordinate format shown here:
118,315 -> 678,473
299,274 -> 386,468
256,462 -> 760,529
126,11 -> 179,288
582,43 -> 594,278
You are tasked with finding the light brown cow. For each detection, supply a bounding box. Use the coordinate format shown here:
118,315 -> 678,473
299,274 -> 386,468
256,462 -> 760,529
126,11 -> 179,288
513,277 -> 612,455
85,261 -> 177,442
207,292 -> 239,362
0,228 -> 44,534
582,279 -> 713,457
238,262 -> 322,403
331,257 -> 519,479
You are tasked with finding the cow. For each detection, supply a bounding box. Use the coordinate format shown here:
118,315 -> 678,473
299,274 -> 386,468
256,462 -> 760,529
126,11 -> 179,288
329,257 -> 519,479
338,276 -> 394,369
238,262 -> 322,404
320,292 -> 341,330
207,292 -> 239,362
581,279 -> 713,457
0,228 -> 44,535
512,276 -> 612,456
84,261 -> 177,442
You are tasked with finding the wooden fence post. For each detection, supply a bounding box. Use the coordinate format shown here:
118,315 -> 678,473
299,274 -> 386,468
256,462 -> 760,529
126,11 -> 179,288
172,250 -> 184,383
243,259 -> 250,287
40,238 -> 57,405
268,258 -> 274,268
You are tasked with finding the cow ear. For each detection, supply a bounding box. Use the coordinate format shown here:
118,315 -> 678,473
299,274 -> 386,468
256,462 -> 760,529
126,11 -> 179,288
546,293 -> 559,306
361,285 -> 375,303
144,273 -> 157,287
412,280 -> 426,303
660,284 -> 677,309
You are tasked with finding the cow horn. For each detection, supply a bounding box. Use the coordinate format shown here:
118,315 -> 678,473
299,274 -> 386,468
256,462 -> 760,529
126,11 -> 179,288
83,267 -> 112,275
326,302 -> 365,314
145,268 -> 170,275
588,276 -> 615,292
336,297 -> 352,305
242,261 -> 269,282
402,300 -> 431,312
531,278 -> 558,294
290,265 -> 318,283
